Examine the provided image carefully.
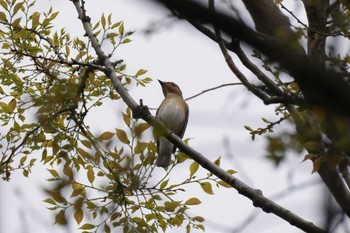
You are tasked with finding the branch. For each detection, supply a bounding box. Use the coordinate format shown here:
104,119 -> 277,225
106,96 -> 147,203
185,83 -> 242,101
71,1 -> 327,232
152,0 -> 350,118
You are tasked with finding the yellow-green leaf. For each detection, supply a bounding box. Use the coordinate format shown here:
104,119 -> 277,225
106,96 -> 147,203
189,161 -> 199,177
8,99 -> 16,113
87,167 -> 95,183
12,17 -> 21,27
218,180 -> 232,188
160,179 -> 169,189
0,11 -> 6,21
200,182 -> 214,195
116,128 -> 129,144
213,156 -> 221,166
193,216 -> 205,222
99,131 -> 114,140
77,147 -> 91,159
119,22 -> 124,35
47,169 -> 59,177
101,13 -> 106,29
136,69 -> 147,76
105,224 -> 111,233
13,2 -> 24,14
74,208 -> 84,225
55,210 -> 66,225
134,122 -> 150,138
122,112 -> 131,126
185,197 -> 201,205
79,223 -> 95,230
164,201 -> 181,212
226,169 -> 237,175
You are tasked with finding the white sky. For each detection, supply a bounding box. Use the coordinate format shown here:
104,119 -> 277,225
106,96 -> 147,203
0,0 -> 336,233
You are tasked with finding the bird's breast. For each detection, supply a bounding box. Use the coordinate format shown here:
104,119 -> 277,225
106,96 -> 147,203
157,96 -> 187,133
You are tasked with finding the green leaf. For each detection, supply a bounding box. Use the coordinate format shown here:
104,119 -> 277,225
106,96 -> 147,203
116,128 -> 129,144
99,131 -> 114,140
200,182 -> 214,195
74,208 -> 84,225
189,161 -> 199,177
185,197 -> 201,205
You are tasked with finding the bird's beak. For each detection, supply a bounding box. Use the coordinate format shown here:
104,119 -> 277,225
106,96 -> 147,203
158,79 -> 164,86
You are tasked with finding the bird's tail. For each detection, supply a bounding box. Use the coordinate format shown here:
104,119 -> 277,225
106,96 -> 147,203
156,137 -> 173,167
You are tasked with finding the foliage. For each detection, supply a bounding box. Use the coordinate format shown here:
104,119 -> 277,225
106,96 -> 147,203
0,0 -> 233,232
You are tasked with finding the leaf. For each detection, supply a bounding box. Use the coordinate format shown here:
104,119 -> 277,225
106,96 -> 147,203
193,216 -> 205,222
134,122 -> 150,138
213,156 -> 221,166
8,99 -> 16,113
105,224 -> 111,233
189,161 -> 199,177
136,69 -> 147,76
13,2 -> 24,14
164,201 -> 181,212
0,11 -> 6,21
47,169 -> 59,178
218,180 -> 232,188
43,198 -> 56,205
122,113 -> 131,126
81,140 -> 92,149
200,182 -> 214,195
119,22 -> 124,35
116,128 -> 129,144
101,13 -> 106,29
312,157 -> 322,173
160,179 -> 169,189
74,208 -> 84,225
12,17 -> 21,27
79,223 -> 95,230
77,147 -> 91,159
87,167 -> 95,183
185,197 -> 201,205
55,210 -> 66,225
226,169 -> 237,175
99,131 -> 114,140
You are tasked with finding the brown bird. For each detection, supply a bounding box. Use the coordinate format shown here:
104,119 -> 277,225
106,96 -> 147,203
155,80 -> 189,167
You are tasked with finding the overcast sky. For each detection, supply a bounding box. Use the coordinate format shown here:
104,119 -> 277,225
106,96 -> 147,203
0,1 -> 331,233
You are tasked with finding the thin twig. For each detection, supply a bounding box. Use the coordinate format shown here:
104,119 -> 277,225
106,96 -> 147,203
185,83 -> 242,101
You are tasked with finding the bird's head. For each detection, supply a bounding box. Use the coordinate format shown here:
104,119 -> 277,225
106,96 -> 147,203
158,80 -> 183,97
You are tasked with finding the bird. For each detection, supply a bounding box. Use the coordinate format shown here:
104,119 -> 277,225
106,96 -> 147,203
155,80 -> 189,168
